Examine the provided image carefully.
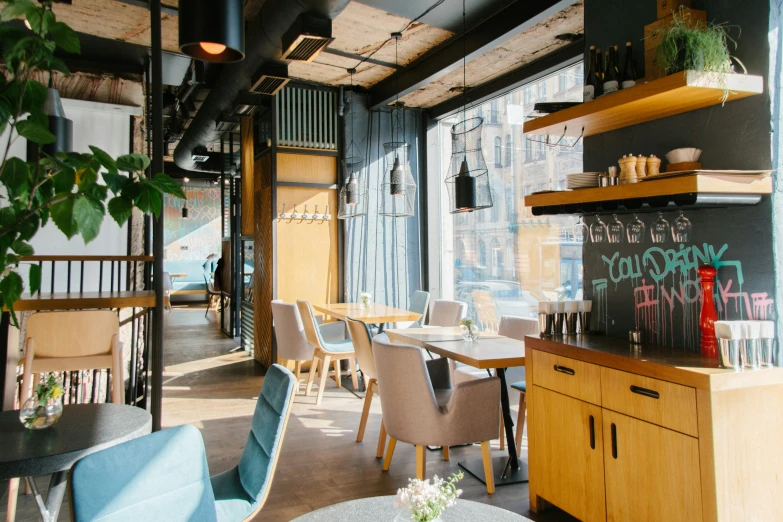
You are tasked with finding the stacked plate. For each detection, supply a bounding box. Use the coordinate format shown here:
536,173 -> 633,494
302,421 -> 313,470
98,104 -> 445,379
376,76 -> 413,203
566,172 -> 601,189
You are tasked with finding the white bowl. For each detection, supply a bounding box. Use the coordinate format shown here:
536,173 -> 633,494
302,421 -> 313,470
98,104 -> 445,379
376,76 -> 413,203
666,148 -> 702,164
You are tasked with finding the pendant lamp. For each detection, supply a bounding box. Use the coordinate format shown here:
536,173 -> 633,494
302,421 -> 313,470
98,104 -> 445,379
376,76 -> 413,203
445,0 -> 492,214
26,79 -> 72,161
338,68 -> 367,219
179,0 -> 245,63
379,34 -> 416,218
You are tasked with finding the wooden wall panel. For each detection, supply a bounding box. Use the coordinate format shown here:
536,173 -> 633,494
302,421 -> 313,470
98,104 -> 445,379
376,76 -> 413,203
276,153 -> 337,185
241,116 -> 255,236
253,153 -> 273,366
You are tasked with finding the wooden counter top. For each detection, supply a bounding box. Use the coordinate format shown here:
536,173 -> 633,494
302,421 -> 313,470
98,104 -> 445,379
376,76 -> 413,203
525,334 -> 783,391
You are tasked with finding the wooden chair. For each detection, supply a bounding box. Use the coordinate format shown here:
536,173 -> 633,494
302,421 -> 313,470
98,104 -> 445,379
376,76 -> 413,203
204,276 -> 222,317
8,310 -> 124,522
296,300 -> 357,405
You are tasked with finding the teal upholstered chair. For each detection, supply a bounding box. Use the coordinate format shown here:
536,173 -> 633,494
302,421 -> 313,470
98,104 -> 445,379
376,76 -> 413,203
70,424 -> 218,522
408,290 -> 430,327
210,363 -> 297,521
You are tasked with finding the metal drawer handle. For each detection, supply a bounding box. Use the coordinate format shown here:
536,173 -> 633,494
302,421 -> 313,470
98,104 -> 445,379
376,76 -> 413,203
589,415 -> 595,449
611,423 -> 618,459
553,364 -> 575,375
630,385 -> 660,399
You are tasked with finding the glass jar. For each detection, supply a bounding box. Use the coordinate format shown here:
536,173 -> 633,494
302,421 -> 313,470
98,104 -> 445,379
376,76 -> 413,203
461,324 -> 479,342
19,397 -> 63,430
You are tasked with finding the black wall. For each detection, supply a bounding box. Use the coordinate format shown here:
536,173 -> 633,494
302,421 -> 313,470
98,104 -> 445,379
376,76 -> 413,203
582,0 -> 775,351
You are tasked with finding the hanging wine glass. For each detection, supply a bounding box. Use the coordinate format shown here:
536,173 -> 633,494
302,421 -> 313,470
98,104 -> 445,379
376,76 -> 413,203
574,215 -> 588,243
671,209 -> 692,243
607,214 -> 624,244
626,213 -> 646,244
590,215 -> 608,243
650,212 -> 670,244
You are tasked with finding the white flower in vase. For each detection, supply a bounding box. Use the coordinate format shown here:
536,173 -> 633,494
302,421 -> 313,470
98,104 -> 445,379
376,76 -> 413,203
394,472 -> 463,522
359,292 -> 372,310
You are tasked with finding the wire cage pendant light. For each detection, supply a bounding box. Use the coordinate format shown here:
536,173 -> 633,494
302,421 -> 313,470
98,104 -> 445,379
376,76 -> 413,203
338,69 -> 368,219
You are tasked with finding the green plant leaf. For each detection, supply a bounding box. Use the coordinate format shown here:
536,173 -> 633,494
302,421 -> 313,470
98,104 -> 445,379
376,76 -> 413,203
102,172 -> 128,194
48,21 -> 79,53
107,196 -> 133,226
116,153 -> 150,173
21,80 -> 47,115
84,183 -> 108,201
73,195 -> 104,243
0,271 -> 23,309
28,262 -> 40,295
11,239 -> 33,256
135,183 -> 162,216
75,166 -> 97,189
17,119 -> 55,144
15,213 -> 39,242
51,165 -> 75,193
1,0 -> 37,22
89,146 -> 118,173
1,157 -> 31,192
150,173 -> 186,198
49,195 -> 77,238
48,56 -> 70,75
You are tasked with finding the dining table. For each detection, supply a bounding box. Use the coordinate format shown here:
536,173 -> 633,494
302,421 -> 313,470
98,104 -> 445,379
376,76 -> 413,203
312,302 -> 422,333
385,326 -> 527,487
0,403 -> 152,522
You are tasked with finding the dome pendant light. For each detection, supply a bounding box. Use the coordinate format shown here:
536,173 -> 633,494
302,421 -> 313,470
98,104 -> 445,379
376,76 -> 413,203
445,0 -> 492,214
338,69 -> 367,219
179,0 -> 245,63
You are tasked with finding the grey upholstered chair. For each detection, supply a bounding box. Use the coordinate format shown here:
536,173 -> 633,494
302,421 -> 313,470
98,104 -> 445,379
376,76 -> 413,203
297,300 -> 358,405
271,300 -> 315,394
408,290 -> 430,327
427,299 -> 467,327
373,334 -> 501,494
345,317 -> 388,458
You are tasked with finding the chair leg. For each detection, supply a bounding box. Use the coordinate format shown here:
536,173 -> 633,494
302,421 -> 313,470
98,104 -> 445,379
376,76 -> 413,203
376,420 -> 387,458
357,378 -> 375,442
348,357 -> 359,390
294,361 -> 302,395
382,437 -> 396,471
481,441 -> 495,495
515,392 -> 526,454
499,408 -> 505,450
415,445 -> 426,480
443,446 -> 450,461
333,359 -> 341,389
305,355 -> 320,397
7,477 -> 19,522
316,355 -> 332,405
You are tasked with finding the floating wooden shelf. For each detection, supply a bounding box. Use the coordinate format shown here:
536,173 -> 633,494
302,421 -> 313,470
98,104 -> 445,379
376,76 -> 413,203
524,173 -> 772,215
523,71 -> 764,138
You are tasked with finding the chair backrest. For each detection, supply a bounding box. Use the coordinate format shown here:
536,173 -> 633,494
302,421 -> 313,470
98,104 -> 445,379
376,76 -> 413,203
372,335 -> 441,440
296,300 -> 325,351
271,300 -> 314,362
498,315 -> 540,340
235,364 -> 296,513
162,272 -> 173,292
429,300 -> 467,327
473,290 -> 499,331
70,424 -> 217,522
27,311 -> 118,359
409,290 -> 430,327
345,318 -> 376,380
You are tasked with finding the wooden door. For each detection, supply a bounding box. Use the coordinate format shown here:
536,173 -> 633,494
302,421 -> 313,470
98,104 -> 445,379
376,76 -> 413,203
603,410 -> 702,522
529,385 -> 606,522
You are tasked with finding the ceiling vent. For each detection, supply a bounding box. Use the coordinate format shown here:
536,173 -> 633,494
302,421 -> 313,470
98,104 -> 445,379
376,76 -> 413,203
281,13 -> 333,62
250,63 -> 290,95
191,146 -> 210,162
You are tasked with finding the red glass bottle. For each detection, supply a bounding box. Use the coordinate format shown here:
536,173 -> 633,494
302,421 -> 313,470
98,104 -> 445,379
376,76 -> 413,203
698,265 -> 719,358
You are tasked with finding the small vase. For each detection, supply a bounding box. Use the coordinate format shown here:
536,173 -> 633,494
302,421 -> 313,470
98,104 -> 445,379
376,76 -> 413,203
394,510 -> 442,522
20,397 -> 63,430
360,299 -> 371,311
461,325 -> 479,342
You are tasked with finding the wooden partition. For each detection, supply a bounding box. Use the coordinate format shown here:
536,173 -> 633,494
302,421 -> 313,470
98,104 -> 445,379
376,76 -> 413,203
241,117 -> 254,237
253,153 -> 273,366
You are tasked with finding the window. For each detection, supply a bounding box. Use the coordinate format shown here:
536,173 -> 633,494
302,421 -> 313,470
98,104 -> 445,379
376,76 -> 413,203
475,105 -> 483,120
434,62 -> 584,322
489,100 -> 499,123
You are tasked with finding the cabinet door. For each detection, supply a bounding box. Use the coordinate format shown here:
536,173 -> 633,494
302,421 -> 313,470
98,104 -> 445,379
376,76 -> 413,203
529,385 -> 606,522
603,410 -> 702,522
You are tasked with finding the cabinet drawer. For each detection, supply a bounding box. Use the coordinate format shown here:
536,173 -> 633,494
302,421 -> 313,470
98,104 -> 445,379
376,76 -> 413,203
601,367 -> 697,437
531,350 -> 601,405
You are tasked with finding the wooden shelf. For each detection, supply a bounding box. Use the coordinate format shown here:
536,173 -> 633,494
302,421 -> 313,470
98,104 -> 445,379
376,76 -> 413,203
523,173 -> 772,214
523,71 -> 763,138
14,291 -> 157,311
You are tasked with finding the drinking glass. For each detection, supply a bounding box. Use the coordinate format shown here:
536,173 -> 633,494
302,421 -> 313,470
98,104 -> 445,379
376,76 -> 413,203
626,213 -> 646,244
574,216 -> 588,243
590,215 -> 608,243
671,209 -> 692,243
607,214 -> 624,244
650,212 -> 670,244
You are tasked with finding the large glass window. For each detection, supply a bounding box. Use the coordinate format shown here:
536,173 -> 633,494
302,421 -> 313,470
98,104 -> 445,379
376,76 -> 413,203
434,62 -> 584,329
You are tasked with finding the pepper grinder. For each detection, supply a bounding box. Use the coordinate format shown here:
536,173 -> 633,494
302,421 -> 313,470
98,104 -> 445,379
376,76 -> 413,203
646,155 -> 661,177
619,154 -> 638,184
635,155 -> 647,178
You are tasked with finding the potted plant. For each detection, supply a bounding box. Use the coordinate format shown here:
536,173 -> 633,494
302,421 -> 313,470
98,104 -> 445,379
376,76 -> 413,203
0,0 -> 185,324
394,472 -> 463,522
19,373 -> 64,429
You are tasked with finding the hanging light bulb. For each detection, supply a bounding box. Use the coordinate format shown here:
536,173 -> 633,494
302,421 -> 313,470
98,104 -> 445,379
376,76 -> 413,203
455,156 -> 477,211
345,173 -> 360,206
179,0 -> 244,63
199,42 -> 228,55
338,68 -> 367,220
390,156 -> 406,197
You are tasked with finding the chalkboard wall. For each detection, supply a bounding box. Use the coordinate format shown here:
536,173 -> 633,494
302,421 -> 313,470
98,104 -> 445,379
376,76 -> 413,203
582,0 -> 775,352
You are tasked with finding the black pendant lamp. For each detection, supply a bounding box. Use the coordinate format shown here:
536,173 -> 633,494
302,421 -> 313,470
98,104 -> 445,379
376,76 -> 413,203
179,0 -> 245,63
27,78 -> 72,160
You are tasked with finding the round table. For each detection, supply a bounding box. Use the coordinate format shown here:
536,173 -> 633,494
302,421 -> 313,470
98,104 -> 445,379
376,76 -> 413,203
291,496 -> 531,521
0,403 -> 152,522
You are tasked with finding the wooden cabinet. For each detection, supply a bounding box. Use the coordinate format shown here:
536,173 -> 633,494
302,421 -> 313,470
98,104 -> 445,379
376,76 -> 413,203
529,386 -> 605,522
603,409 -> 702,522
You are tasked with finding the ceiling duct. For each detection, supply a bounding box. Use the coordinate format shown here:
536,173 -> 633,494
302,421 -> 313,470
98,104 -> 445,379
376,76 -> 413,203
173,0 -> 349,173
250,62 -> 290,96
281,13 -> 334,62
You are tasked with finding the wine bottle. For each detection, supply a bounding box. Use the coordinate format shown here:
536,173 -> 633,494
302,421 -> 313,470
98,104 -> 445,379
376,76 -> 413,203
613,46 -> 621,77
621,41 -> 637,89
584,46 -> 597,101
594,47 -> 604,97
603,50 -> 618,94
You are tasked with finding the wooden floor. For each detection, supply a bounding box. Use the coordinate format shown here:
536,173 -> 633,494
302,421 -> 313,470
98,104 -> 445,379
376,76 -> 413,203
1,306 -> 577,521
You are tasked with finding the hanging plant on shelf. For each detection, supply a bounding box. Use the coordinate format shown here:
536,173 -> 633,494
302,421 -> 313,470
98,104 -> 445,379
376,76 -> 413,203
0,0 -> 185,323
